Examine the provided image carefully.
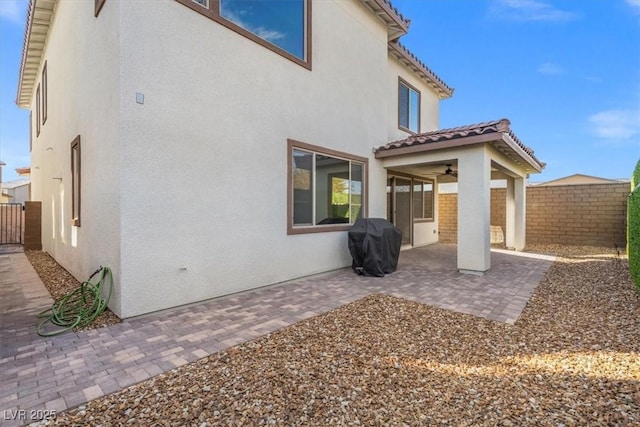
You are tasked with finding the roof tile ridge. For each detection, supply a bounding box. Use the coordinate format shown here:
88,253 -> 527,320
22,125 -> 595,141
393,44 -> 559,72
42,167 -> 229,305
392,42 -> 453,93
380,0 -> 411,26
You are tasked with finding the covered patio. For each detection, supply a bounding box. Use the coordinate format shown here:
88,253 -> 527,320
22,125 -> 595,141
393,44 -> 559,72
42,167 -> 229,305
376,119 -> 546,275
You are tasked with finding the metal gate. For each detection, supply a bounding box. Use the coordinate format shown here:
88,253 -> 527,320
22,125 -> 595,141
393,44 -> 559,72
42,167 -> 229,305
0,203 -> 23,245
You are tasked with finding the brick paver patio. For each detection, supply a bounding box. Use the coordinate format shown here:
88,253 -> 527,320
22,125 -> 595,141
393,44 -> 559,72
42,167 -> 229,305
0,244 -> 554,426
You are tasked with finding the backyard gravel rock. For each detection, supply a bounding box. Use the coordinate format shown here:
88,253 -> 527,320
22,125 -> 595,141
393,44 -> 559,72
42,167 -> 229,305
25,250 -> 121,330
45,246 -> 639,426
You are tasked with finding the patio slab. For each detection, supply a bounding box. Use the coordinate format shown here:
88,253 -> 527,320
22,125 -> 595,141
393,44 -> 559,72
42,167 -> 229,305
0,244 -> 554,426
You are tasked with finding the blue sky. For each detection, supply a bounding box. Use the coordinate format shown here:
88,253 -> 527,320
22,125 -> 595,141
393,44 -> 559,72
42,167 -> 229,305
0,0 -> 639,182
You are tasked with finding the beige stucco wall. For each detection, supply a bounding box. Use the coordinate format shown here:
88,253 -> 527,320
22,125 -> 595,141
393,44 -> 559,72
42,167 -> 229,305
29,0 -> 447,318
29,0 -> 122,310
115,0 -> 430,317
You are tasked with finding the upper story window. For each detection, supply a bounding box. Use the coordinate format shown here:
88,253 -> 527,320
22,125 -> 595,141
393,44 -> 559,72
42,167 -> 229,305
399,78 -> 420,133
35,84 -> 40,137
42,61 -> 47,125
288,140 -> 367,234
177,0 -> 311,69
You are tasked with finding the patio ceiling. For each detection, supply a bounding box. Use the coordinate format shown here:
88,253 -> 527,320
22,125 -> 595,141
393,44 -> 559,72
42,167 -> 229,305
375,119 -> 545,175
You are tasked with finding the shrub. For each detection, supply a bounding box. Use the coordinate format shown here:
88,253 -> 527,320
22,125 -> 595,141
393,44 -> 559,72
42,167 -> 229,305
629,159 -> 640,291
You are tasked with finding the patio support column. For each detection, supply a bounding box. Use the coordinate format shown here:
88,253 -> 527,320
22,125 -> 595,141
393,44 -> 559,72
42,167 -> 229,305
514,176 -> 526,250
505,178 -> 516,249
457,146 -> 491,274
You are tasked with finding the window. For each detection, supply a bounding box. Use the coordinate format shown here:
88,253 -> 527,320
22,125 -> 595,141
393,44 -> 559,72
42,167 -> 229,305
95,0 -> 106,17
71,136 -> 81,227
42,61 -> 47,125
29,112 -> 32,152
412,179 -> 434,221
399,78 -> 420,133
176,0 -> 311,69
288,140 -> 367,234
35,84 -> 40,137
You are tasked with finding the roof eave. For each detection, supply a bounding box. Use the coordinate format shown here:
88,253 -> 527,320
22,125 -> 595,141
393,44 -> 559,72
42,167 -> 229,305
16,0 -> 56,109
360,0 -> 410,41
388,42 -> 454,99
499,133 -> 545,174
375,131 -> 545,174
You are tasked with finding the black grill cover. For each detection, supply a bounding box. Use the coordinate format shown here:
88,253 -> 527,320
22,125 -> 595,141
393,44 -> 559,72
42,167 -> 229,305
348,218 -> 402,277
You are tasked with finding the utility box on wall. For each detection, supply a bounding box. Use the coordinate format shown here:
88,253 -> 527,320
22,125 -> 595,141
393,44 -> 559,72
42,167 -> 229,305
24,201 -> 42,251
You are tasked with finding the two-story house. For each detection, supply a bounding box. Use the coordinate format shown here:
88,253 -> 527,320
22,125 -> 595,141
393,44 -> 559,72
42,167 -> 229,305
17,0 -> 544,318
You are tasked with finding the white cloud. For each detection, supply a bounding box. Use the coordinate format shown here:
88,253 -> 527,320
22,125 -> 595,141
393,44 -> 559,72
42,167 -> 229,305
537,62 -> 565,75
588,109 -> 640,140
490,0 -> 578,22
221,8 -> 285,43
627,0 -> 640,10
0,0 -> 25,25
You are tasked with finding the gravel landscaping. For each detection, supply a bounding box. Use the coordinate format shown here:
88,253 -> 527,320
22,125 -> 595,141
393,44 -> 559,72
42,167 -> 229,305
40,246 -> 639,426
24,250 -> 121,331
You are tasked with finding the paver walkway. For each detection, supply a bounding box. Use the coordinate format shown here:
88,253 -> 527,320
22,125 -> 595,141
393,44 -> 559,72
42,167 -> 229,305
0,244 -> 555,426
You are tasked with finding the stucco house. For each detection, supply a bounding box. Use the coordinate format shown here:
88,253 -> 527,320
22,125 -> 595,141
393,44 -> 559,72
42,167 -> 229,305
1,179 -> 31,205
17,0 -> 544,318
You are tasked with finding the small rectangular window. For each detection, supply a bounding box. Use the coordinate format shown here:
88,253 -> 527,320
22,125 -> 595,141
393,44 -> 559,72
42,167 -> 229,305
412,179 -> 434,221
36,84 -> 40,137
399,78 -> 420,133
42,62 -> 47,125
71,136 -> 81,227
29,112 -> 32,152
288,140 -> 367,234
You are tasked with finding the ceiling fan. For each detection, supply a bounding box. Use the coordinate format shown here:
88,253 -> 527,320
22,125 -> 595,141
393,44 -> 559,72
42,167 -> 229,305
440,164 -> 458,178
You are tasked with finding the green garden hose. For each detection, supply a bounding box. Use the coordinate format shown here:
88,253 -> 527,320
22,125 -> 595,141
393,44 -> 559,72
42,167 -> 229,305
37,266 -> 113,337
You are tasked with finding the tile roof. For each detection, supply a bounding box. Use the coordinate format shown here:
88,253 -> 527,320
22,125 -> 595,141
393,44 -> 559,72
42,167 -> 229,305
375,118 -> 545,172
376,0 -> 411,26
360,0 -> 410,41
15,167 -> 31,175
388,42 -> 453,99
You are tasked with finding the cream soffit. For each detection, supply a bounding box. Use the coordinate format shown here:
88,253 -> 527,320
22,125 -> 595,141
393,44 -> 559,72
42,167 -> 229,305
388,42 -> 454,99
16,0 -> 56,109
360,0 -> 410,41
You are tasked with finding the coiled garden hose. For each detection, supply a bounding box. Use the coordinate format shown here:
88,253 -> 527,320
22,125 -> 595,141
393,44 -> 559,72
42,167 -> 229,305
37,266 -> 113,337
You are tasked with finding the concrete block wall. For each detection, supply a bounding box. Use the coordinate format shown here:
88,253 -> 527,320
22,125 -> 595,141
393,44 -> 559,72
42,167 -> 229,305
438,193 -> 457,243
438,183 -> 629,248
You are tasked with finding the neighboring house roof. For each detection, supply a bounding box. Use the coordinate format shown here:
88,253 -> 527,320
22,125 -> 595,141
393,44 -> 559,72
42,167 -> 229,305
0,161 -> 6,166
374,118 -> 545,173
16,0 -> 55,108
1,179 -> 31,190
388,42 -> 453,99
360,0 -> 410,41
15,167 -> 31,176
532,174 -> 630,186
